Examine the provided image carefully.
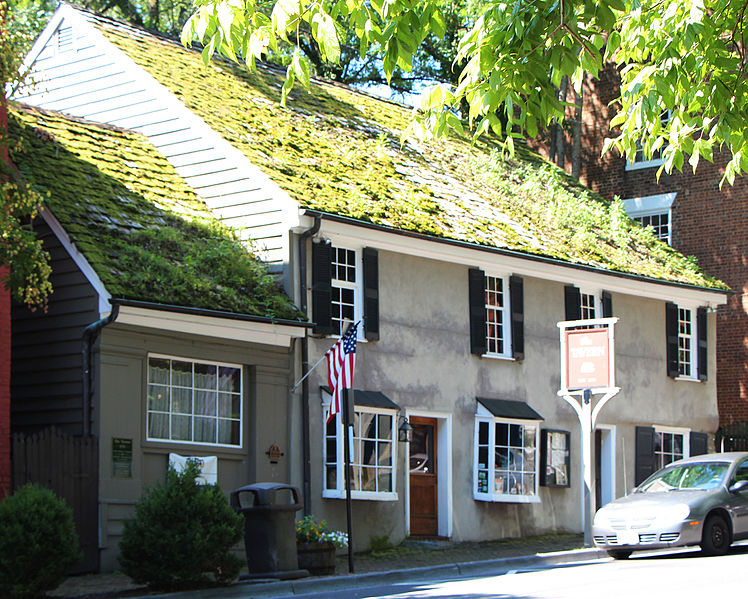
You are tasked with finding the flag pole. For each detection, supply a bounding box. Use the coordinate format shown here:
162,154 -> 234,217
290,353 -> 327,392
342,387 -> 355,573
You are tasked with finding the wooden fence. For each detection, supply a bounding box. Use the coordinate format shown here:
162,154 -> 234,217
12,428 -> 99,573
715,422 -> 748,452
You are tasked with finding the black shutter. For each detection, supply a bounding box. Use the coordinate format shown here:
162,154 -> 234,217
665,302 -> 679,378
690,431 -> 708,456
697,307 -> 708,381
635,426 -> 656,486
509,275 -> 524,360
564,285 -> 581,321
601,291 -> 613,318
469,268 -> 486,356
311,242 -> 333,335
363,247 -> 379,341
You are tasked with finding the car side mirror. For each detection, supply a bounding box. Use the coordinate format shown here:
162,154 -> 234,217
729,480 -> 748,494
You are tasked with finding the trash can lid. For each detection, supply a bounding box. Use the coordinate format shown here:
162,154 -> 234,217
230,483 -> 301,509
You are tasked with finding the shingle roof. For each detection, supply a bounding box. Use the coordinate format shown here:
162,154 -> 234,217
8,104 -> 303,320
85,10 -> 725,290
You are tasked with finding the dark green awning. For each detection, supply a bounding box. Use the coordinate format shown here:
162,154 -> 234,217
477,397 -> 543,420
320,387 -> 400,410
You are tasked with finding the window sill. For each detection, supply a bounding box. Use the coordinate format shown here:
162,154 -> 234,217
473,493 -> 541,504
323,490 -> 398,501
625,159 -> 665,171
481,353 -> 515,361
674,376 -> 702,383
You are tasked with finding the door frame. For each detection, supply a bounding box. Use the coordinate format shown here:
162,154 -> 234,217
596,424 -> 616,510
404,410 -> 452,538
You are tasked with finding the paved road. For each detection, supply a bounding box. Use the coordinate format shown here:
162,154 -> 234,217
280,545 -> 748,599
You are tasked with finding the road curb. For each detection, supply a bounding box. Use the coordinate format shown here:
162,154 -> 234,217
143,547 -> 607,599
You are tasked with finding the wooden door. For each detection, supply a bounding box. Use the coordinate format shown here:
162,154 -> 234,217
409,417 -> 438,537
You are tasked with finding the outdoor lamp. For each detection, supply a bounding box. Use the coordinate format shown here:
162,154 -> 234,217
398,418 -> 413,443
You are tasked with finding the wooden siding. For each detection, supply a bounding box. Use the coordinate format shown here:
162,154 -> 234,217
12,429 -> 99,573
17,12 -> 294,270
11,222 -> 99,435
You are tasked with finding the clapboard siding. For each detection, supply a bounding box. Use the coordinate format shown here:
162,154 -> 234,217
18,10 -> 296,268
11,222 -> 99,435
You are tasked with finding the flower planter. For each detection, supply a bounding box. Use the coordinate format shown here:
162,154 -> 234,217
296,541 -> 336,576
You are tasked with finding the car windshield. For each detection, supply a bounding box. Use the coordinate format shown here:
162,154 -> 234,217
637,462 -> 730,493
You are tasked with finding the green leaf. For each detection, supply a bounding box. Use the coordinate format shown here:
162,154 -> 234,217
281,64 -> 296,107
430,8 -> 446,39
292,51 -> 310,89
312,11 -> 342,63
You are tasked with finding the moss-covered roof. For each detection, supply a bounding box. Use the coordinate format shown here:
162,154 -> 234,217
87,11 -> 726,290
8,104 -> 303,320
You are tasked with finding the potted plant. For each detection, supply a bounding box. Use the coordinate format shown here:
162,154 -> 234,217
295,515 -> 348,575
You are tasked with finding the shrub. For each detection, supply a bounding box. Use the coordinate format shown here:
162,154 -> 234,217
118,460 -> 243,591
0,484 -> 81,597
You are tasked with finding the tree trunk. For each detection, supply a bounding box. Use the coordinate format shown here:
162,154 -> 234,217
555,76 -> 568,169
571,83 -> 583,180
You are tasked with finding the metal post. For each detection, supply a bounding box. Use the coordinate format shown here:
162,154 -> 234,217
581,397 -> 594,547
342,388 -> 355,573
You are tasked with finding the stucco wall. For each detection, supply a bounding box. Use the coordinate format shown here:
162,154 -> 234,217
96,324 -> 295,572
304,248 -> 720,551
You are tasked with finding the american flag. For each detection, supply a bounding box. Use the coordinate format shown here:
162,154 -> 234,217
325,321 -> 359,424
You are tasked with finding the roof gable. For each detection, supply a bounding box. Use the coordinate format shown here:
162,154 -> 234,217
8,104 -> 302,320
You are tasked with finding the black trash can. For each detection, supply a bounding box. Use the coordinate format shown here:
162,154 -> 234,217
230,483 -> 308,579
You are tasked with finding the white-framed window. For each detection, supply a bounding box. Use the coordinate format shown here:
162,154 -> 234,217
484,274 -> 511,357
623,193 -> 676,246
580,290 -> 597,320
474,410 -> 540,503
322,401 -> 398,500
654,427 -> 690,469
330,244 -> 363,338
678,307 -> 697,378
625,110 -> 671,171
147,354 -> 242,447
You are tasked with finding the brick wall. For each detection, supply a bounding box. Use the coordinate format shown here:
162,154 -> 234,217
534,68 -> 748,427
0,267 -> 10,495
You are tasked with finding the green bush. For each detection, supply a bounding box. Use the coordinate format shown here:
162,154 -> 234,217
118,460 -> 243,590
0,484 -> 81,597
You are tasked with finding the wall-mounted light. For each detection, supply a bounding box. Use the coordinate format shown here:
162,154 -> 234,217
398,417 -> 413,443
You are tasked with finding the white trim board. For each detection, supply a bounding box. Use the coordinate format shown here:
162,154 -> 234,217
307,216 -> 728,308
115,305 -> 306,346
41,208 -> 111,317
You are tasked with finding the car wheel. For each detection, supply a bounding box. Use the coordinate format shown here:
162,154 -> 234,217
607,549 -> 632,560
701,514 -> 731,556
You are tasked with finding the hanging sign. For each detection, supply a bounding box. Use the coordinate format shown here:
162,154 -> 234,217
565,327 -> 611,389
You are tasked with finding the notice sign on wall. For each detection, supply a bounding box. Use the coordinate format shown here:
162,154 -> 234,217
112,438 -> 133,479
565,328 -> 611,389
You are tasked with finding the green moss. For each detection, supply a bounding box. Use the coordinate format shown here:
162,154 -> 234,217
8,105 -> 303,319
89,17 -> 727,290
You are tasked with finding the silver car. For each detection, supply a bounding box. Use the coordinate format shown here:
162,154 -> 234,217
593,452 -> 748,559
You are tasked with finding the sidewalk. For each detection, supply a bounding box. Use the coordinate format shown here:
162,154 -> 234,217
50,533 -> 601,599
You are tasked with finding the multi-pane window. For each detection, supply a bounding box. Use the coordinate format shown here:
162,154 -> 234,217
655,431 -> 684,469
580,292 -> 596,320
630,110 -> 671,166
323,406 -> 396,498
623,193 -> 675,246
485,275 -> 510,356
678,308 -> 695,377
147,355 -> 242,447
475,419 -> 538,500
331,246 -> 357,336
634,213 -> 670,243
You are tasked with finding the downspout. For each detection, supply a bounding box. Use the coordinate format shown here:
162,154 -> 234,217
81,303 -> 119,437
298,214 -> 321,515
